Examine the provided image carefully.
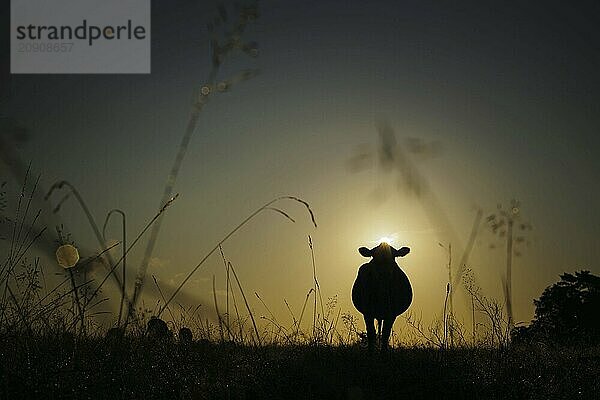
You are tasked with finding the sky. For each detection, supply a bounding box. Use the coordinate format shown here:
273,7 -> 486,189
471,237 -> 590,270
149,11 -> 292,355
1,0 -> 599,337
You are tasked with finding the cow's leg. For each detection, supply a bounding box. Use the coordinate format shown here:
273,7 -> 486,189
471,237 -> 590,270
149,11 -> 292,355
381,316 -> 396,351
363,315 -> 376,352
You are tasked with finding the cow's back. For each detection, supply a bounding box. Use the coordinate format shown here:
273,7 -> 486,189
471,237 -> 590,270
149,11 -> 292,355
352,261 -> 413,319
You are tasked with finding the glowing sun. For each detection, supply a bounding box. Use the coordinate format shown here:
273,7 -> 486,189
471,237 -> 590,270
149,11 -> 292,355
376,236 -> 394,245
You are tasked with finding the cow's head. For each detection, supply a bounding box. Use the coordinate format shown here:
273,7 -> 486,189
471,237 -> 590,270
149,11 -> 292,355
358,242 -> 410,262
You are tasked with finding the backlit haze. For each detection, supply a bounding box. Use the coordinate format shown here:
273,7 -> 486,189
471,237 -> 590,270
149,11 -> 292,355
1,0 -> 599,337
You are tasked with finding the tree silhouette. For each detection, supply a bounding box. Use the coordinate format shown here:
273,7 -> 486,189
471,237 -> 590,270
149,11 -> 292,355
514,271 -> 600,345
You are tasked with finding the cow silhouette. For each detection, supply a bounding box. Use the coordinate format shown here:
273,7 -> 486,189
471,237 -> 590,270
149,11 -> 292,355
352,242 -> 412,351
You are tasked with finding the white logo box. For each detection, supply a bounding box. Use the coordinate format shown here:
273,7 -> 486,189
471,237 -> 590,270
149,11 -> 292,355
11,0 -> 150,74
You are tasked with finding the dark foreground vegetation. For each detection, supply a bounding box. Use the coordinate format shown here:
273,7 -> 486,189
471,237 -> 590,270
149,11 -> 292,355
1,156 -> 599,399
1,336 -> 599,400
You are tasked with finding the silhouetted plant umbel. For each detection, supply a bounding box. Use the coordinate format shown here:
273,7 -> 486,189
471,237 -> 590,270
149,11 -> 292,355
487,199 -> 532,330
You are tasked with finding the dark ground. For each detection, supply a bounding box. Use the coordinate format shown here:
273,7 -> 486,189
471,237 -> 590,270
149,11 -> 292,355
1,335 -> 599,399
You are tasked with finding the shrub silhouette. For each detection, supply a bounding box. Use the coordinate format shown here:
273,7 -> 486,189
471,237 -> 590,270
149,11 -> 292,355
179,327 -> 193,344
147,316 -> 172,340
514,270 -> 600,344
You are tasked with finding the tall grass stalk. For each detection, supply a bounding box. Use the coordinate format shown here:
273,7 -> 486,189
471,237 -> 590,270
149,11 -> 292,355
67,268 -> 85,335
102,209 -> 127,326
255,292 -> 276,324
443,283 -> 450,349
219,245 -> 231,341
89,194 -> 178,312
132,1 -> 260,310
229,278 -> 243,342
308,235 -> 324,341
439,242 -> 454,347
296,288 -> 314,339
283,299 -> 298,329
506,218 -> 513,329
212,275 -> 225,342
452,208 -> 482,295
152,275 -> 175,322
5,164 -> 30,267
471,289 -> 476,344
256,292 -> 290,344
228,261 -> 260,346
157,196 -> 316,317
436,209 -> 483,324
7,169 -> 40,271
1,168 -> 43,281
0,168 -> 47,332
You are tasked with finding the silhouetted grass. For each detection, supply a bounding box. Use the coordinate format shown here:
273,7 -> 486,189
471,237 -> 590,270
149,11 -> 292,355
1,335 -> 598,399
2,175 -> 597,399
1,153 -> 596,398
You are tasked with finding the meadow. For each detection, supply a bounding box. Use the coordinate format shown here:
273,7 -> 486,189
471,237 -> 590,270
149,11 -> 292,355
0,176 -> 598,399
2,3 -> 600,398
2,332 -> 598,399
1,115 -> 598,399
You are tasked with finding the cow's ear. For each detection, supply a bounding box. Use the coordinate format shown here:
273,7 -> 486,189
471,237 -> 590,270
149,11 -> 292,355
358,247 -> 373,257
394,247 -> 410,257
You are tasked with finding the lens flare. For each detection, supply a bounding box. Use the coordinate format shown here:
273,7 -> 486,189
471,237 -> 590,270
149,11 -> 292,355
56,244 -> 79,268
